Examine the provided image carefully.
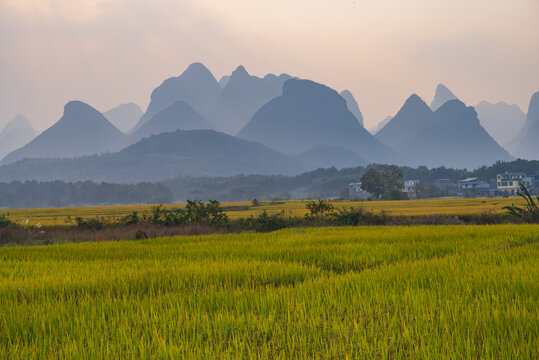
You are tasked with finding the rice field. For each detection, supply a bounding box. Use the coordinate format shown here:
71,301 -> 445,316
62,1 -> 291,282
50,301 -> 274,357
0,197 -> 526,226
1,225 -> 538,358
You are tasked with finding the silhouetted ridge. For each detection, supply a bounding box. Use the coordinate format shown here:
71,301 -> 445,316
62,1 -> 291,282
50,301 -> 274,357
508,90 -> 539,159
131,62 -> 221,133
340,90 -> 364,127
237,79 -> 394,163
0,130 -> 311,182
1,100 -> 127,165
130,100 -> 213,142
208,65 -> 292,134
375,94 -> 432,149
0,114 -> 38,159
104,103 -> 143,133
430,84 -> 458,111
398,99 -> 512,168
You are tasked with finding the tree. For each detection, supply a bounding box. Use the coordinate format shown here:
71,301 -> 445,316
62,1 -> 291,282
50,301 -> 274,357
378,165 -> 403,193
360,169 -> 384,198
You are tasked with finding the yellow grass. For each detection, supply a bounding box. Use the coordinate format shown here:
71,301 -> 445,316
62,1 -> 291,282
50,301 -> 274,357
0,197 -> 526,226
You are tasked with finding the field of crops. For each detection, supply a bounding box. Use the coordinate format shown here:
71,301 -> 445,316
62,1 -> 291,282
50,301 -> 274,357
1,225 -> 538,358
0,197 -> 526,226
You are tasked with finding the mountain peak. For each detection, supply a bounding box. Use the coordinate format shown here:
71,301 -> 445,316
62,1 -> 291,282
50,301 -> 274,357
231,65 -> 249,78
183,62 -> 213,77
2,114 -> 34,132
431,84 -> 458,111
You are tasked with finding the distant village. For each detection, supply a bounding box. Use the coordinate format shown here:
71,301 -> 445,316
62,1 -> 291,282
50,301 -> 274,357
349,171 -> 539,200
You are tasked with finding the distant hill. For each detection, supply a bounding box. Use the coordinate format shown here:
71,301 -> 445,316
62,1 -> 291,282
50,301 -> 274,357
430,84 -> 458,111
0,114 -> 38,159
218,75 -> 230,88
208,66 -> 292,134
369,116 -> 392,134
0,130 -> 310,183
298,145 -> 367,169
103,103 -> 143,133
339,90 -> 364,127
131,62 -> 221,133
375,94 -> 432,150
237,79 -> 394,163
399,100 -> 512,169
474,101 -> 526,147
507,91 -> 539,160
129,100 -> 213,143
1,101 -> 127,165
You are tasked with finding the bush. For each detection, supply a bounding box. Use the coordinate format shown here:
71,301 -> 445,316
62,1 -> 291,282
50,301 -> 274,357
239,211 -> 292,233
0,214 -> 13,228
305,200 -> 335,220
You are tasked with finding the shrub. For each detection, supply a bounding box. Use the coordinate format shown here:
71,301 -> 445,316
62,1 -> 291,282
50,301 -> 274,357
305,200 -> 335,220
239,211 -> 292,233
0,214 -> 13,228
503,183 -> 539,222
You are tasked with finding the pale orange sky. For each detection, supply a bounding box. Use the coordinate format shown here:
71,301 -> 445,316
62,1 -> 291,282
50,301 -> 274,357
1,0 -> 538,131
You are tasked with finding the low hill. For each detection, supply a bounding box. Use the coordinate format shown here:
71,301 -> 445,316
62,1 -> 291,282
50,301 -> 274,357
298,145 -> 367,169
1,101 -> 127,165
131,62 -> 221,133
129,100 -> 213,142
0,114 -> 38,159
208,66 -> 292,134
507,91 -> 539,160
103,103 -> 143,133
0,130 -> 310,183
237,79 -> 394,163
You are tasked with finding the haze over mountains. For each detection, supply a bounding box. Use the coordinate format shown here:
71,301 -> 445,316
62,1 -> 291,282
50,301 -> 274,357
1,101 -> 127,165
507,91 -> 539,160
237,79 -> 394,163
208,66 -> 292,134
474,101 -> 526,146
131,62 -> 221,133
430,84 -> 458,111
0,130 -> 309,183
339,90 -> 364,127
1,62 -> 536,182
103,103 -> 142,133
129,100 -> 213,142
0,114 -> 38,159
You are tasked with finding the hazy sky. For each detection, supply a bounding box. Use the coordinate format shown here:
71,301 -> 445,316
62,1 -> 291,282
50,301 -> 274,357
1,0 -> 538,131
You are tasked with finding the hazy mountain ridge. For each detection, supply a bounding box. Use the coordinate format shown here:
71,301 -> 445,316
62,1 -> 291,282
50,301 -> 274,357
0,114 -> 38,159
400,100 -> 512,168
339,90 -> 364,127
237,79 -> 394,163
208,66 -> 292,134
474,100 -> 526,146
104,103 -> 143,133
131,62 -> 221,133
375,94 -> 433,150
430,84 -> 458,111
0,130 -> 310,183
129,100 -> 213,143
507,91 -> 539,160
1,101 -> 127,165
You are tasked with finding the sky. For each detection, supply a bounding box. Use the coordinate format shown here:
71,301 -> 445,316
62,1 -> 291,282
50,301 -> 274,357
1,0 -> 538,131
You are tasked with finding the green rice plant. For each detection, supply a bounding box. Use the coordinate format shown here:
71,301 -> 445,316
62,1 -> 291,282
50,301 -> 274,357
0,225 -> 537,359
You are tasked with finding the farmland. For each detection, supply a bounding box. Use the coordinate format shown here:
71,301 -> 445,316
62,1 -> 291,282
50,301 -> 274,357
0,197 -> 526,227
1,225 -> 538,358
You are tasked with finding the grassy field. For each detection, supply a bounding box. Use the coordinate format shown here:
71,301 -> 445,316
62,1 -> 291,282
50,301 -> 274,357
0,197 -> 526,226
1,225 -> 537,358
